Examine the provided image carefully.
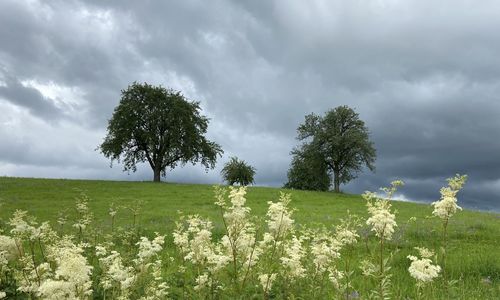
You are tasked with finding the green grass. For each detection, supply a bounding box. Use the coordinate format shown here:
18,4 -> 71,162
1,176 -> 499,299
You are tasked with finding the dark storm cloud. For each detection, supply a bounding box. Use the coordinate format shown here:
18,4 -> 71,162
0,73 -> 62,120
0,0 -> 499,211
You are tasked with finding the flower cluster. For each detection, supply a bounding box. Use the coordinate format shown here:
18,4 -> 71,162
218,187 -> 260,277
266,192 -> 294,237
432,174 -> 467,220
173,215 -> 230,274
258,273 -> 277,291
280,235 -> 306,279
37,238 -> 93,299
407,247 -> 441,285
95,245 -> 135,297
364,192 -> 397,240
0,175 -> 473,299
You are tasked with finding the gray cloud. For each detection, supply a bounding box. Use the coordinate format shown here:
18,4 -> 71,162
0,74 -> 62,120
0,0 -> 499,211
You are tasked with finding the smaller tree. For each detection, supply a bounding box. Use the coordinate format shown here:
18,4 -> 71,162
221,157 -> 256,186
293,105 -> 376,192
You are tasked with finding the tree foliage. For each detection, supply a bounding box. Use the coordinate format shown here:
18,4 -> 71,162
221,157 -> 256,186
100,82 -> 223,182
284,144 -> 331,191
289,105 -> 376,192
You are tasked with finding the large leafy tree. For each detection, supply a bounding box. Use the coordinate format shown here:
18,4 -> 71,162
284,143 -> 331,191
100,82 -> 223,182
221,156 -> 256,186
291,105 -> 376,192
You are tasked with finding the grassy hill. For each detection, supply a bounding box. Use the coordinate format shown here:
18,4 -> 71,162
0,176 -> 499,298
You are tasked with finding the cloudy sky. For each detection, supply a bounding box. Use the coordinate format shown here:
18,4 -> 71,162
1,0 -> 499,211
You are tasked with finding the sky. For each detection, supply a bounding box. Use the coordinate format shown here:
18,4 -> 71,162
0,0 -> 499,211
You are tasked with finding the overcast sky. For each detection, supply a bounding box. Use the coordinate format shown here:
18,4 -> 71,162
1,0 -> 499,211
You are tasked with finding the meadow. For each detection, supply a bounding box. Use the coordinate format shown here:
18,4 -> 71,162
0,176 -> 499,299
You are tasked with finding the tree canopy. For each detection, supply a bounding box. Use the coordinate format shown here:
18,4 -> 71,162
221,157 -> 256,186
284,143 -> 331,191
100,82 -> 223,182
288,105 -> 376,192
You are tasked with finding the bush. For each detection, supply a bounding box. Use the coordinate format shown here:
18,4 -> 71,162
220,156 -> 256,186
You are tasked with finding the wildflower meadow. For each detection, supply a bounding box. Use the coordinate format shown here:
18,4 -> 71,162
0,175 -> 498,299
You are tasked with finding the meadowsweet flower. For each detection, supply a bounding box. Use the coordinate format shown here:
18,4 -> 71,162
213,185 -> 228,207
335,214 -> 360,247
194,273 -> 210,290
228,186 -> 247,207
328,268 -> 344,289
266,192 -> 294,237
216,186 -> 260,279
407,247 -> 441,284
365,193 -> 397,240
380,180 -> 404,199
280,235 -> 306,279
140,259 -> 169,299
0,235 -> 18,261
134,234 -> 165,267
258,273 -> 277,291
172,217 -> 190,255
14,256 -> 50,294
38,238 -> 93,299
173,215 -> 231,272
0,291 -> 5,299
9,210 -> 37,240
432,174 -> 467,220
310,230 -> 340,273
96,246 -> 135,295
73,194 -> 93,231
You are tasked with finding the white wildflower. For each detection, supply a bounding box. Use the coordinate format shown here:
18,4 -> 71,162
258,273 -> 277,291
213,185 -> 227,207
96,246 -> 135,295
328,268 -> 344,289
407,247 -> 441,284
38,238 -> 93,299
310,231 -> 340,273
194,273 -> 210,291
9,210 -> 37,240
266,192 -> 294,237
140,260 -> 169,299
335,225 -> 359,247
15,258 -> 51,294
380,180 -> 404,199
432,174 -> 467,220
134,234 -> 165,267
216,186 -> 259,278
0,235 -> 18,261
280,235 -> 306,279
364,192 -> 397,240
73,193 -> 93,231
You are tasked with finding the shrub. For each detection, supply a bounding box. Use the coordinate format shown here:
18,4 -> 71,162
220,156 -> 256,186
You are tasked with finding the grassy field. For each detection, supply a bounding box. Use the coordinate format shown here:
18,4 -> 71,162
0,176 -> 499,299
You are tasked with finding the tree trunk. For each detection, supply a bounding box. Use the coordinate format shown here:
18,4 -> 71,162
333,170 -> 340,193
153,167 -> 161,182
